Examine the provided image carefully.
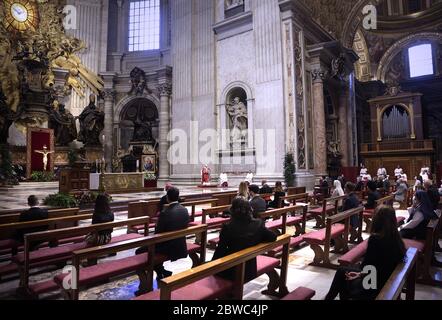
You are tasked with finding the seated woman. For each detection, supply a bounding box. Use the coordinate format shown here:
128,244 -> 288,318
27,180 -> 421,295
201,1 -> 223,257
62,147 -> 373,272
212,198 -> 277,282
394,178 -> 408,210
399,190 -> 438,240
331,180 -> 345,208
325,206 -> 406,300
85,194 -> 114,246
365,181 -> 380,210
268,181 -> 286,208
237,181 -> 249,200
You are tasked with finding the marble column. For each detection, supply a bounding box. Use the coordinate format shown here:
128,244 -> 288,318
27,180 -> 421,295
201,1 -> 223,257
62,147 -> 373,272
158,82 -> 172,181
102,90 -> 115,172
338,85 -> 349,167
311,69 -> 328,176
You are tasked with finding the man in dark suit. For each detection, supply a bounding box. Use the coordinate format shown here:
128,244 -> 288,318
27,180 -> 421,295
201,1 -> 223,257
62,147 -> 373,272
249,185 -> 267,218
259,180 -> 273,194
424,180 -> 440,210
15,195 -> 49,249
136,187 -> 189,281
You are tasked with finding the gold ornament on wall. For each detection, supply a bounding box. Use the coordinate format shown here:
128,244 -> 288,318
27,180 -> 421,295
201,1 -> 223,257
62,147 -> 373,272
3,0 -> 40,32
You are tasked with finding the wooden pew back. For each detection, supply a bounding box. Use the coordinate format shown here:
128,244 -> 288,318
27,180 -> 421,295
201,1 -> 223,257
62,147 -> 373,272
157,234 -> 292,300
282,193 -> 310,206
166,198 -> 219,221
376,247 -> 418,300
287,187 -> 306,196
201,205 -> 231,224
211,192 -> 237,206
375,195 -> 394,207
259,205 -> 306,234
0,214 -> 92,241
0,208 -> 80,225
69,224 -> 208,300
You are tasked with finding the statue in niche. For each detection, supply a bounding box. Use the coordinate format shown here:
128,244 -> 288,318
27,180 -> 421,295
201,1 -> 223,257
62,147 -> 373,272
330,54 -> 346,80
78,94 -> 105,147
49,101 -> 77,146
225,0 -> 244,10
131,117 -> 155,144
226,97 -> 248,146
327,140 -> 341,158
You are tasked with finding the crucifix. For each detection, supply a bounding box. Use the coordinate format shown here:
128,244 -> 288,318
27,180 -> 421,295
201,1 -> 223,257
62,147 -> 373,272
34,145 -> 55,171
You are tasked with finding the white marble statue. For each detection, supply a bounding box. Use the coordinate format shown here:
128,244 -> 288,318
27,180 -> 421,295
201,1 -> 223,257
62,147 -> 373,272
226,97 -> 248,145
34,145 -> 54,171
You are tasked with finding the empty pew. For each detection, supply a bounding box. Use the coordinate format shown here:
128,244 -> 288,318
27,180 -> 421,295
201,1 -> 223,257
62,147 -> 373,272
0,213 -> 92,258
281,193 -> 310,208
51,224 -> 209,300
376,247 -> 418,300
303,207 -> 364,268
211,192 -> 237,206
127,199 -> 161,234
134,234 -> 292,300
287,187 -> 306,196
307,195 -> 346,229
13,217 -> 150,295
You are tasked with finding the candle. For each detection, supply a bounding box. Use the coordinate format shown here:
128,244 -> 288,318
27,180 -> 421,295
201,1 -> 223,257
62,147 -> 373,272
136,160 -> 140,172
102,135 -> 105,143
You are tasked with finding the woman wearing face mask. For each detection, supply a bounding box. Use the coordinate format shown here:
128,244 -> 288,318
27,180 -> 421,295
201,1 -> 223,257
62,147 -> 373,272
399,190 -> 438,240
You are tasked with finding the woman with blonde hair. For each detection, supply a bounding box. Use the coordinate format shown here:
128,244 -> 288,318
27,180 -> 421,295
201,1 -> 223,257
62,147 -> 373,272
237,181 -> 249,199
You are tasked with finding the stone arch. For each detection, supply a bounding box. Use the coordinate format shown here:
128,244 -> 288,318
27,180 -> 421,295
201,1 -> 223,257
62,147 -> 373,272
114,94 -> 160,124
341,0 -> 383,48
376,32 -> 442,82
219,81 -> 254,106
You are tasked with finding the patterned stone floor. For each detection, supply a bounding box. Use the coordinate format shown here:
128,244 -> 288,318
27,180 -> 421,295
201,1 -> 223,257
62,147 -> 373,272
1,183 -> 442,300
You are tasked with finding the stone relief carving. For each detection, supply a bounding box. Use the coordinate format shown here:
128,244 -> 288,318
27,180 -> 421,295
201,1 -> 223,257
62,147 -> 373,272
226,97 -> 248,146
330,54 -> 347,80
225,0 -> 244,10
129,67 -> 150,96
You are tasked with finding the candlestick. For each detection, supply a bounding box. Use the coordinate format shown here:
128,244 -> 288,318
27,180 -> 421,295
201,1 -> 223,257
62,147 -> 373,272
136,160 -> 140,173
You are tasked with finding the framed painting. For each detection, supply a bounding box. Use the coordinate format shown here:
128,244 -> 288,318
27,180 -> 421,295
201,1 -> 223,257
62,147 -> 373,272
141,154 -> 156,174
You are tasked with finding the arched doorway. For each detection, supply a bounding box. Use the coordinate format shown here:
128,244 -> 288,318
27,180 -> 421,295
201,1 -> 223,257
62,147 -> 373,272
119,98 -> 159,150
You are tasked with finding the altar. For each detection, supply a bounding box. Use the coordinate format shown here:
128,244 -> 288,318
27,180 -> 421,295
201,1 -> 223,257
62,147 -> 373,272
90,173 -> 145,193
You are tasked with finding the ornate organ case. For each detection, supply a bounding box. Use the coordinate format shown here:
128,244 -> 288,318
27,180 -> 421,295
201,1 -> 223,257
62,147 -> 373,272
360,90 -> 434,178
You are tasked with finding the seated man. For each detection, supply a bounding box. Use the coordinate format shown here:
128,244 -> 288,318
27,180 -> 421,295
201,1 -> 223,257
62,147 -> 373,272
135,187 -> 189,286
14,195 -> 49,250
259,180 -> 273,195
365,181 -> 380,210
424,180 -> 440,211
249,184 -> 267,218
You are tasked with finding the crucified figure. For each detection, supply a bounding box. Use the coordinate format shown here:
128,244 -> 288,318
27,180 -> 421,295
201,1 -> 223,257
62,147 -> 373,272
34,145 -> 54,171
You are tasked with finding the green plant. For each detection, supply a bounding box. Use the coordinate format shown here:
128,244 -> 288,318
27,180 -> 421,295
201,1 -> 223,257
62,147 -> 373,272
284,153 -> 296,187
43,193 -> 78,208
74,191 -> 113,206
31,171 -> 55,182
144,172 -> 157,181
68,149 -> 78,166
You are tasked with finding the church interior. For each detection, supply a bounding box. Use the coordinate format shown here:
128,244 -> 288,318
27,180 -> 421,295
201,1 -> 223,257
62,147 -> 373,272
0,0 -> 442,303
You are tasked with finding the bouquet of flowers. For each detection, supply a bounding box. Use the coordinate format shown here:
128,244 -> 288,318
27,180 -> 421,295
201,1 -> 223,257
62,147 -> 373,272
144,172 -> 157,181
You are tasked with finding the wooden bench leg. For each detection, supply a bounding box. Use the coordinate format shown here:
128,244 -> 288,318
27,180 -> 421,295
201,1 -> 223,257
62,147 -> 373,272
364,216 -> 372,233
189,252 -> 200,268
261,269 -> 288,298
309,244 -> 326,265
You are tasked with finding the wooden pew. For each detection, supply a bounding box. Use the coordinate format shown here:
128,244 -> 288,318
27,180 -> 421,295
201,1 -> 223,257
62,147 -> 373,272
303,207 -> 364,268
307,195 -> 347,229
0,213 -> 92,258
339,214 -> 441,289
167,198 -> 219,222
287,187 -> 306,196
127,199 -> 162,233
14,217 -> 150,296
281,193 -> 310,208
134,234 -> 292,300
52,224 -> 209,300
0,208 -> 80,225
376,247 -> 418,300
211,192 -> 238,206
